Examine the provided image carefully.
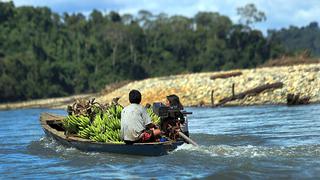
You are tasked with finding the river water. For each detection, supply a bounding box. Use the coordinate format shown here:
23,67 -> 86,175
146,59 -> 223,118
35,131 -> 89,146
0,105 -> 319,179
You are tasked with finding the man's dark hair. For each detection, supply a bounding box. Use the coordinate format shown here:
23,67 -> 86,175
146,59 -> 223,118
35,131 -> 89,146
129,90 -> 141,104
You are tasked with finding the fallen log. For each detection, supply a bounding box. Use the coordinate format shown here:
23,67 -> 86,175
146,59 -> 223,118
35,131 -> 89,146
210,71 -> 242,80
215,82 -> 283,107
287,93 -> 310,105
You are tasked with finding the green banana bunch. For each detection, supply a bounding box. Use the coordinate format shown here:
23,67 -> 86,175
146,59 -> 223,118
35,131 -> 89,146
62,115 -> 77,134
63,103 -> 126,143
78,116 -> 90,127
63,115 -> 90,134
147,108 -> 160,125
105,104 -> 123,119
103,114 -> 121,130
87,112 -> 122,142
104,129 -> 122,142
78,126 -> 93,139
91,132 -> 107,142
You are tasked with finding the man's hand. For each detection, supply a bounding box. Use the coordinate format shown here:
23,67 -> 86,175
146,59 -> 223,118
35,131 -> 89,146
153,129 -> 162,136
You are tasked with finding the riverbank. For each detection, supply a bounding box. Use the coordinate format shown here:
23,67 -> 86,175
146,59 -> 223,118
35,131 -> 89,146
97,63 -> 320,107
1,63 -> 319,110
0,94 -> 94,110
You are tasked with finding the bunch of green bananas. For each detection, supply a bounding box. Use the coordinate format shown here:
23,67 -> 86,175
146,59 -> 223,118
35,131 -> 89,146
87,112 -> 123,142
147,108 -> 160,125
105,104 -> 123,119
62,115 -> 90,135
78,126 -> 94,139
63,104 -> 124,143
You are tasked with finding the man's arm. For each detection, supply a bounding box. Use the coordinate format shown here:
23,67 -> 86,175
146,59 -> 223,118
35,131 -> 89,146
142,109 -> 159,129
141,107 -> 162,137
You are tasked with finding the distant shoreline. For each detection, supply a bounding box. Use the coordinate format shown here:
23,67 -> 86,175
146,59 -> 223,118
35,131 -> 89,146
0,94 -> 94,110
1,63 -> 319,110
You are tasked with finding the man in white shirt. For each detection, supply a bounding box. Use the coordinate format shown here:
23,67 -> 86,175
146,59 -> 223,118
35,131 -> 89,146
121,90 -> 161,144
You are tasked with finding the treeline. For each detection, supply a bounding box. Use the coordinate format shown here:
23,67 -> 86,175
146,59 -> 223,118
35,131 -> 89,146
0,2 -> 311,102
268,22 -> 320,56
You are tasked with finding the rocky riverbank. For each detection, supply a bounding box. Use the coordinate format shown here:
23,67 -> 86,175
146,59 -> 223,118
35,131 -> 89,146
1,63 -> 319,110
97,63 -> 320,107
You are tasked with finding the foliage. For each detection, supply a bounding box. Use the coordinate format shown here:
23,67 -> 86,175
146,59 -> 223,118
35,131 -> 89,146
0,2 -> 298,102
237,3 -> 266,27
147,107 -> 161,125
268,22 -> 320,56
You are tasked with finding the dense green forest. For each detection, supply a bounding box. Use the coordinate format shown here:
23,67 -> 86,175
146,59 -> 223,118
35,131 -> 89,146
268,22 -> 320,56
0,2 -> 318,102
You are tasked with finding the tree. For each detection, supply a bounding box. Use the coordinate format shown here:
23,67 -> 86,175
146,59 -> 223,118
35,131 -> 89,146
237,3 -> 266,28
0,1 -> 14,23
267,22 -> 320,56
138,10 -> 153,29
122,13 -> 134,25
104,23 -> 126,66
89,9 -> 104,25
109,11 -> 121,23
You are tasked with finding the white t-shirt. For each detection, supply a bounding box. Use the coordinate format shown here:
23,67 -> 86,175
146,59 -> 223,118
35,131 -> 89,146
120,103 -> 152,141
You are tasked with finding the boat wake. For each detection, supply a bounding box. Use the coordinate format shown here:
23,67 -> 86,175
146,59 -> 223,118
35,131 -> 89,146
174,143 -> 320,158
41,137 -> 78,152
27,136 -> 82,158
30,136 -> 320,159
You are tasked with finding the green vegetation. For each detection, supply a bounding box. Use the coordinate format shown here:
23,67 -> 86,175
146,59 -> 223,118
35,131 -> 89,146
268,22 -> 320,56
0,2 -> 318,102
147,107 -> 161,125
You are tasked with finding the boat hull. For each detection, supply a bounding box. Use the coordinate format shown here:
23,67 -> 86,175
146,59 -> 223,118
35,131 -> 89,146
40,113 -> 184,156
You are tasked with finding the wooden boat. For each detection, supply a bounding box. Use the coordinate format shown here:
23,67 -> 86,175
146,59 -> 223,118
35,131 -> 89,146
40,113 -> 184,156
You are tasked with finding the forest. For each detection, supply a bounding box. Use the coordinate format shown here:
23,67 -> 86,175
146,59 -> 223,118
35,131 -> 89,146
0,2 -> 319,102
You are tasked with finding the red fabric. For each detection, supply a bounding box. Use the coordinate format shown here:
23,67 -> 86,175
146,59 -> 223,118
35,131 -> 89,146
140,131 -> 152,142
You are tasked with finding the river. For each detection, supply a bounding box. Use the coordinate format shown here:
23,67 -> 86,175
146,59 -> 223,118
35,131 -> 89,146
0,104 -> 319,179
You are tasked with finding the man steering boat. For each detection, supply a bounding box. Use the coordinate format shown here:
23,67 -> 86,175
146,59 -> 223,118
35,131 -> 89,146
166,94 -> 189,137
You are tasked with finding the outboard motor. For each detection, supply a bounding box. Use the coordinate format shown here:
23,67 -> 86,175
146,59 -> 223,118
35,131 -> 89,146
152,102 -> 192,139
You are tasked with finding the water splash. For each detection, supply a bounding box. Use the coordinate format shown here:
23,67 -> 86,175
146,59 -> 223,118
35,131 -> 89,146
174,143 -> 320,158
39,137 -> 77,153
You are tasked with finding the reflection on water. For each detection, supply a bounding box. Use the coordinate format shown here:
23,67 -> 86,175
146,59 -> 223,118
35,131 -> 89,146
0,105 -> 320,179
